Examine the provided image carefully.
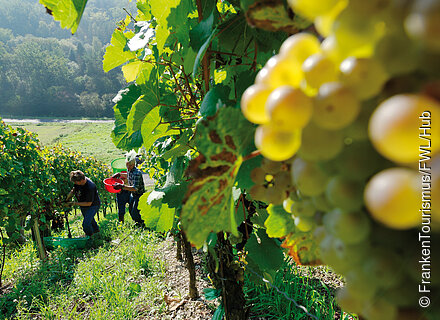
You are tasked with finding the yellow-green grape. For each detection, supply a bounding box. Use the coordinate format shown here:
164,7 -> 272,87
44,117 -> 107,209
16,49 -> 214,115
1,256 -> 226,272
291,199 -> 316,217
256,55 -> 302,89
332,5 -> 385,58
240,84 -> 271,124
250,167 -> 266,184
405,0 -> 440,52
368,94 -> 440,163
333,140 -> 385,181
299,122 -> 344,161
261,158 -> 283,174
314,0 -> 348,37
294,216 -> 315,232
279,33 -> 321,65
336,287 -> 364,314
291,158 -> 330,196
364,168 -> 420,229
288,0 -> 342,19
373,31 -> 420,76
311,194 -> 334,212
342,98 -> 376,141
344,269 -> 378,301
255,125 -> 301,161
325,176 -> 364,212
313,82 -> 361,130
265,86 -> 313,130
339,57 -> 389,100
320,35 -> 347,64
302,53 -> 339,91
283,197 -> 294,213
323,209 -> 370,244
249,184 -> 266,201
361,298 -> 398,320
273,171 -> 292,189
265,185 -> 286,205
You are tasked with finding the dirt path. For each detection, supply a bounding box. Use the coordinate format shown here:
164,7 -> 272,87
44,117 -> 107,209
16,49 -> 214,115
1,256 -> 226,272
147,236 -> 216,320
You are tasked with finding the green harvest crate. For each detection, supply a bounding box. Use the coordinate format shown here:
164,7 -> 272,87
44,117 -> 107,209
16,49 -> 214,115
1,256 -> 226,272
43,236 -> 90,250
111,158 -> 126,173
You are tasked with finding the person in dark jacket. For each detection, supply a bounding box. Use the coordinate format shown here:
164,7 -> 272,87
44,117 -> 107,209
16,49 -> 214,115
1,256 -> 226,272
65,170 -> 100,236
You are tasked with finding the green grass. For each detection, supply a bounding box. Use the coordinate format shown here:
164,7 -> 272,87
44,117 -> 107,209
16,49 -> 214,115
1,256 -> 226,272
0,211 -> 168,320
8,122 -> 126,165
245,261 -> 358,320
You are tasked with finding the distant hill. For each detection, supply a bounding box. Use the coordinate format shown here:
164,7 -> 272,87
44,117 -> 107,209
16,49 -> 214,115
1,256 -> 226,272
0,0 -> 136,118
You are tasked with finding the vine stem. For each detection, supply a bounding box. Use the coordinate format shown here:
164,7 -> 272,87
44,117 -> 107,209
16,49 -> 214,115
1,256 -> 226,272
243,150 -> 261,162
167,63 -> 193,107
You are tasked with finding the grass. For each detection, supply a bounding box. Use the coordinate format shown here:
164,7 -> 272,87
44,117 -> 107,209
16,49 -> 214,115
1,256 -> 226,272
0,210 -> 168,320
245,261 -> 358,320
7,122 -> 125,165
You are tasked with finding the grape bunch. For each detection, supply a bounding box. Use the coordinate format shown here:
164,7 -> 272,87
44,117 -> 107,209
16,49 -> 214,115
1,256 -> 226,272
249,158 -> 293,205
241,0 -> 440,319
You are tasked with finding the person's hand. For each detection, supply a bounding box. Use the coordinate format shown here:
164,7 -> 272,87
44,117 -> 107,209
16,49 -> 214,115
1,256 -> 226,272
113,183 -> 124,190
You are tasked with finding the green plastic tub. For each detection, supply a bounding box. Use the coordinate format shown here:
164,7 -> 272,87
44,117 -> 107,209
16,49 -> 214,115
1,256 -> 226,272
111,158 -> 126,173
43,236 -> 90,250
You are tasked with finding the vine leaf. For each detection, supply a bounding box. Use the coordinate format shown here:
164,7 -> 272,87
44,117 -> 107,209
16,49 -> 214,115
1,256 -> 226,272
245,0 -> 311,33
199,84 -> 231,117
149,0 -> 181,54
281,232 -> 322,266
141,107 -> 179,152
138,193 -> 175,233
40,0 -> 88,34
181,107 -> 254,247
103,29 -> 136,72
112,85 -> 144,151
245,229 -> 284,284
265,204 -> 296,238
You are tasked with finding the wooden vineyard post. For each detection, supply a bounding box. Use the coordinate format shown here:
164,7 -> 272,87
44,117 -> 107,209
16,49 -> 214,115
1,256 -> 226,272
33,218 -> 47,260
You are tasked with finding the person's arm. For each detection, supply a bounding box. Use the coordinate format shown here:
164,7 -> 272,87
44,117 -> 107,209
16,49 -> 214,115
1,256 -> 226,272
73,201 -> 93,207
66,189 -> 74,201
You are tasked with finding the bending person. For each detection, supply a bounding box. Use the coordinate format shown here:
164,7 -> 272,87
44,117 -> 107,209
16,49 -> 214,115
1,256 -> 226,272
65,170 -> 100,236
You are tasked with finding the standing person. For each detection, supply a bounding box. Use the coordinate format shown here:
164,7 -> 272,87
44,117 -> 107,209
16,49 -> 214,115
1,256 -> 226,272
65,170 -> 100,236
115,173 -> 130,223
112,150 -> 145,227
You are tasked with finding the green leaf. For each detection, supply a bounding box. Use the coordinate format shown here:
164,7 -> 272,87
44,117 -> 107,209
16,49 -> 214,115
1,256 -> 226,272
190,10 -> 216,52
39,0 -> 88,34
212,303 -> 225,320
245,0 -> 311,34
103,29 -> 137,72
181,108 -> 255,247
203,288 -> 222,301
139,193 -> 175,233
265,204 -> 295,238
167,0 -> 195,48
235,154 -> 261,190
245,229 -> 284,283
122,61 -> 144,83
199,84 -> 231,117
149,0 -> 181,54
140,107 -> 179,152
192,28 -> 218,77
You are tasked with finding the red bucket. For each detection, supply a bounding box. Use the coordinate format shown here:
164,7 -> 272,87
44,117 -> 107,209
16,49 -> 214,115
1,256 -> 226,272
103,178 -> 123,193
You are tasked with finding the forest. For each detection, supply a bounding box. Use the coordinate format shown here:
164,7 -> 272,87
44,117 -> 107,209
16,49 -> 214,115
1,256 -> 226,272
0,0 -> 135,118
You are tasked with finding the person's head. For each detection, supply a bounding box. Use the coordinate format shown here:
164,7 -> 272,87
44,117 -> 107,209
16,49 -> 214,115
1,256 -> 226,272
70,170 -> 86,185
125,150 -> 137,171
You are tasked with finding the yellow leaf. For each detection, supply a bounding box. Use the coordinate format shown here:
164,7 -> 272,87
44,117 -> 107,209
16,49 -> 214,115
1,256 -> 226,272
122,61 -> 144,82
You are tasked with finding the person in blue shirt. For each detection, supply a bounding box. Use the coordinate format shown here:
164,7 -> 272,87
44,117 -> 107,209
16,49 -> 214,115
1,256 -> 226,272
65,170 -> 100,236
112,151 -> 145,227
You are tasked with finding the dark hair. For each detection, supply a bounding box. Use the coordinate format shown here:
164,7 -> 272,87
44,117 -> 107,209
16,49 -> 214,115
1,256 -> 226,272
70,170 -> 85,182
